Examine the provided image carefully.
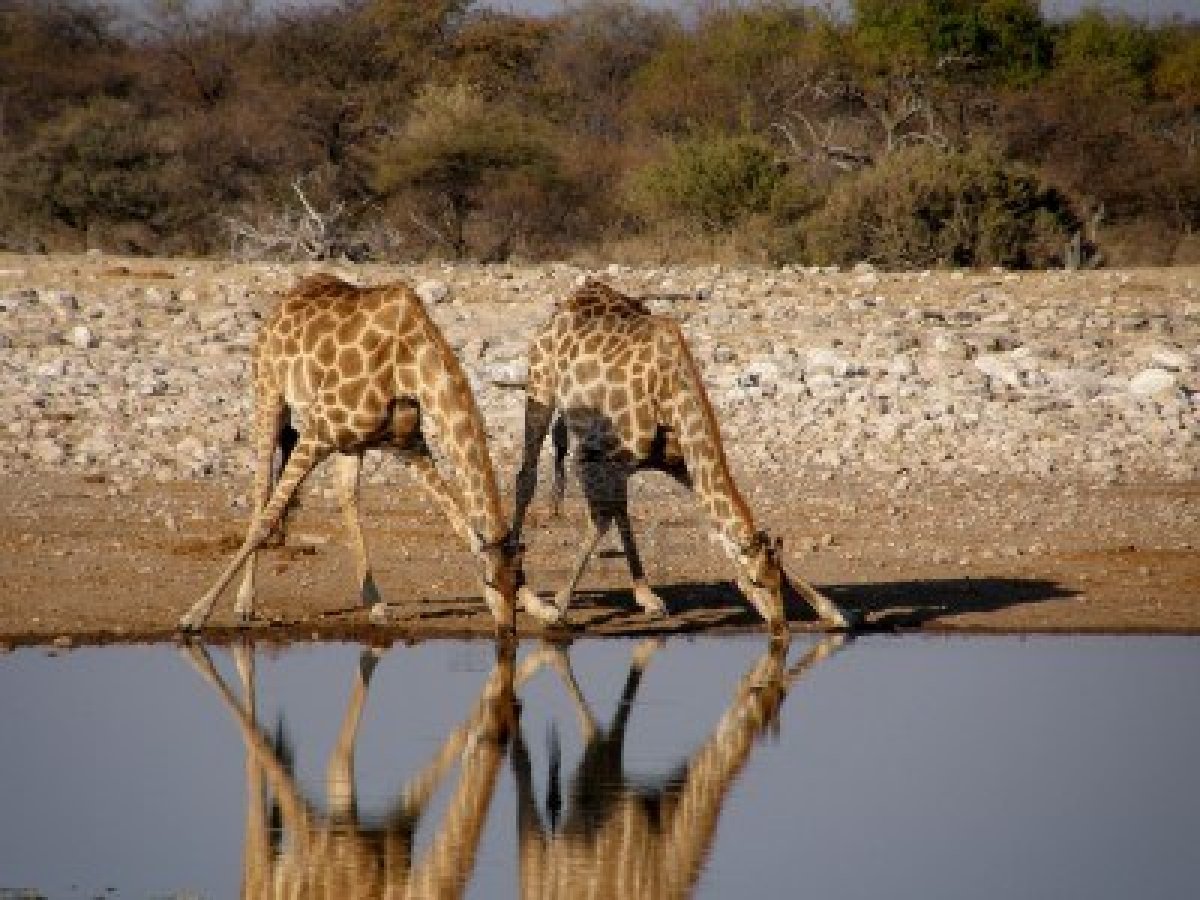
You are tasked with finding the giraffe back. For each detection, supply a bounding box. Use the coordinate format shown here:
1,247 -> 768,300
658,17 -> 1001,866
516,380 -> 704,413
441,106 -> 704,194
526,280 -> 682,457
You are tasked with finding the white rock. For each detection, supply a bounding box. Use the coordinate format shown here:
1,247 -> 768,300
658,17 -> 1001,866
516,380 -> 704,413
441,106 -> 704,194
44,290 -> 78,311
887,355 -> 917,378
1151,348 -> 1191,372
1129,368 -> 1179,398
32,439 -> 65,465
974,354 -> 1022,389
175,435 -> 207,461
69,325 -> 97,350
486,360 -> 528,385
416,280 -> 450,305
737,360 -> 780,388
805,348 -> 853,378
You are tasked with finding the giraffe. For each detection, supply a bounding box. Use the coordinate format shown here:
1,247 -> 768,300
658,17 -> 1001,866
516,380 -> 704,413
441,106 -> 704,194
178,273 -> 536,634
510,279 -> 850,634
182,639 -> 520,898
510,635 -> 846,899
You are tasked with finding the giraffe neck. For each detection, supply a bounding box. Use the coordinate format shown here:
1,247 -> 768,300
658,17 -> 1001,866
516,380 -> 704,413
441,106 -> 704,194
661,322 -> 758,554
409,308 -> 507,547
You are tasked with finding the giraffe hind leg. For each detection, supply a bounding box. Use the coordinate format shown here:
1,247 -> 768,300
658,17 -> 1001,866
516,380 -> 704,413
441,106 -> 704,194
550,414 -> 568,517
333,452 -> 385,620
511,397 -> 563,624
615,502 -> 667,617
267,415 -> 300,545
553,457 -> 618,614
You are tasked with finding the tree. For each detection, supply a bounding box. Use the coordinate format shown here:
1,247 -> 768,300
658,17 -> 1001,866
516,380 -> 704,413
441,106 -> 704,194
631,3 -> 823,136
1053,9 -> 1162,96
1154,29 -> 1200,159
2,97 -> 173,250
537,0 -> 677,139
370,82 -> 566,259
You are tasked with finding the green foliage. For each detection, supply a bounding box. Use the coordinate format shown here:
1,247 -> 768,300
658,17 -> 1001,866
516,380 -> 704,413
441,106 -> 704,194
805,144 -> 1076,269
448,11 -> 557,102
370,83 -> 567,258
0,0 -> 1195,264
1155,31 -> 1200,106
852,0 -> 1051,82
1054,10 -> 1162,94
628,134 -> 783,232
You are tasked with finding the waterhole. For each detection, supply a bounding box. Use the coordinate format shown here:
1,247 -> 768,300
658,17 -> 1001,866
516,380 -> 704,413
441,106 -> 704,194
2,635 -> 1197,899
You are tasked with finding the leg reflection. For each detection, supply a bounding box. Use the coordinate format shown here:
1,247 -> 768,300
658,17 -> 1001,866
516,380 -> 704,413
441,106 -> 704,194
512,635 -> 846,898
181,639 -> 518,898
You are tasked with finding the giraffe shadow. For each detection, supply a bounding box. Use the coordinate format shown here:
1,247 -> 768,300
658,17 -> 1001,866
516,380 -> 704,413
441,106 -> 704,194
820,576 -> 1078,630
564,575 -> 1077,632
311,576 -> 1077,633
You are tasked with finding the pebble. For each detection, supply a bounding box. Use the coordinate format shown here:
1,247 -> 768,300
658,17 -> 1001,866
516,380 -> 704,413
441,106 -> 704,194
1128,367 -> 1178,397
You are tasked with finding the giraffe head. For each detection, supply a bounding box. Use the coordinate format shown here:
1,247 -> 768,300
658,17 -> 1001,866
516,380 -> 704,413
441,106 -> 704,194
477,531 -> 525,632
734,531 -> 786,632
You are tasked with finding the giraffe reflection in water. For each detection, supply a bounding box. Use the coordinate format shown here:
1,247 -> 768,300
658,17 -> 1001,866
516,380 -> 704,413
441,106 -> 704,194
183,640 -> 520,899
513,635 -> 844,900
183,635 -> 842,898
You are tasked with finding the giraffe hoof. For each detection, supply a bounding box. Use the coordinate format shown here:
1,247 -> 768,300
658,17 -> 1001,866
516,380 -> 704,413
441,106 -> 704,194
368,602 -> 391,625
826,607 -> 859,630
634,589 -> 668,618
177,613 -> 203,633
521,586 -> 565,625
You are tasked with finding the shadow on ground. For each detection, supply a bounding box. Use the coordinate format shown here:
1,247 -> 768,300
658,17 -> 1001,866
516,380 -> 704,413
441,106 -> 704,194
556,575 -> 1079,633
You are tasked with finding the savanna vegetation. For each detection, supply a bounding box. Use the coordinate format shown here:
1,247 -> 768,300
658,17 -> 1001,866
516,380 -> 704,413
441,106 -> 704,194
1,0 -> 1197,268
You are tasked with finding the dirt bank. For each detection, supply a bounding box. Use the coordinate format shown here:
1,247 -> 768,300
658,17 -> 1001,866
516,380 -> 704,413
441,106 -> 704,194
1,469 -> 1196,648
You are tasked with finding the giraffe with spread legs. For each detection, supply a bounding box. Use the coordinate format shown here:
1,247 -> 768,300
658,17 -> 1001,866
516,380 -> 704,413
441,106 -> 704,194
511,279 -> 850,633
179,273 -> 535,634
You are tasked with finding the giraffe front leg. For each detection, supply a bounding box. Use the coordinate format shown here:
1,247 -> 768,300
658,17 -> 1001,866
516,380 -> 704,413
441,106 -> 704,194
789,572 -> 851,629
180,436 -> 327,632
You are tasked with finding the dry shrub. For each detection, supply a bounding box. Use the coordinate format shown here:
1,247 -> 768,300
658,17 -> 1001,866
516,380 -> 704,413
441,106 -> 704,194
1100,218 -> 1189,267
804,144 -> 1079,269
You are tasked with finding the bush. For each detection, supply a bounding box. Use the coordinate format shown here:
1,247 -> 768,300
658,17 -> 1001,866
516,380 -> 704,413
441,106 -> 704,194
804,144 -> 1078,269
0,98 -> 174,251
627,133 -> 782,232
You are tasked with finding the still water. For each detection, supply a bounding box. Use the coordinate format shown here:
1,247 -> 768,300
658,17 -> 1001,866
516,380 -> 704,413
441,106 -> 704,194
1,635 -> 1198,899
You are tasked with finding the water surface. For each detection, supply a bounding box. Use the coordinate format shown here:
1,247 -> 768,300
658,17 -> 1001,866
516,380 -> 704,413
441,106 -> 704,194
1,636 -> 1197,899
